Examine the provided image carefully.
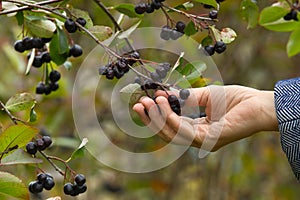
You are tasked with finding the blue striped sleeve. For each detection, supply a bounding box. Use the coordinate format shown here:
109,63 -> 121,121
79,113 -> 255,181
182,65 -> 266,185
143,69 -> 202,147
274,77 -> 300,181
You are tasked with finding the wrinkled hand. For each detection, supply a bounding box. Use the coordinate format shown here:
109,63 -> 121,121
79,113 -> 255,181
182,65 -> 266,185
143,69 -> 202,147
133,85 -> 278,151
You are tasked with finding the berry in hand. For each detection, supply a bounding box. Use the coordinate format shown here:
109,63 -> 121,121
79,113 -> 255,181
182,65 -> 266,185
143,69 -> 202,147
179,89 -> 190,100
76,17 -> 87,27
204,45 -> 215,56
65,18 -> 77,33
209,10 -> 218,19
75,174 -> 86,186
49,70 -> 61,82
14,40 -> 25,53
214,41 -> 226,54
26,142 -> 37,155
168,95 -> 181,115
69,44 -> 83,57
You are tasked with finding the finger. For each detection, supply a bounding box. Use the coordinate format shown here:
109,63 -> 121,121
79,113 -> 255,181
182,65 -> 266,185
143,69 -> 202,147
132,103 -> 151,125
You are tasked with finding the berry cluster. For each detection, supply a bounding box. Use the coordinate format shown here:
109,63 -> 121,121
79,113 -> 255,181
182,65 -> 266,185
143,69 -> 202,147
14,36 -> 51,54
36,70 -> 61,95
26,136 -> 52,155
64,17 -> 87,33
98,51 -> 140,80
204,41 -> 226,56
160,21 -> 186,41
134,0 -> 165,14
64,174 -> 87,196
29,173 -> 55,194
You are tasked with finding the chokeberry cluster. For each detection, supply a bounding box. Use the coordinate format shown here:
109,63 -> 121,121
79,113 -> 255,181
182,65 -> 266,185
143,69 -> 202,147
14,36 -> 51,54
98,51 -> 140,80
36,70 -> 60,95
26,135 -> 52,155
204,41 -> 226,56
64,174 -> 87,196
28,173 -> 55,194
160,21 -> 186,41
64,17 -> 87,33
134,0 -> 165,14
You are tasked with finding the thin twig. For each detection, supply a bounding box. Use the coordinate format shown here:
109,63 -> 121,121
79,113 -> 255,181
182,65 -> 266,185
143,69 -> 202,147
0,0 -> 62,15
0,100 -> 18,125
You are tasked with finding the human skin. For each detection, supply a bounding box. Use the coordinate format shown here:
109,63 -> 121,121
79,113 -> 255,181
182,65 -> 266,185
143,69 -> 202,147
133,85 -> 279,151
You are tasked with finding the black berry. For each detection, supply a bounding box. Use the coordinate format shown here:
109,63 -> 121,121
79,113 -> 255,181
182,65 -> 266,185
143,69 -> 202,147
41,52 -> 51,63
41,37 -> 52,43
150,72 -> 161,82
32,38 -> 44,49
43,177 -> 55,190
204,45 -> 215,56
44,84 -> 52,95
156,66 -> 167,79
146,3 -> 155,13
168,95 -> 179,105
64,18 -> 77,33
49,82 -> 59,91
284,10 -> 298,21
170,29 -> 183,40
42,136 -> 52,148
29,181 -> 43,194
36,138 -> 46,151
22,37 -> 34,50
14,40 -> 25,53
209,10 -> 218,19
179,89 -> 190,100
99,65 -> 108,75
135,3 -> 147,14
176,21 -> 186,33
134,76 -> 142,84
32,56 -> 43,68
160,25 -> 171,40
64,183 -> 73,195
77,184 -> 87,193
151,0 -> 162,10
76,17 -> 87,27
49,70 -> 61,82
75,174 -> 86,186
37,173 -> 47,183
36,82 -> 46,94
214,41 -> 226,54
160,62 -> 171,71
69,44 -> 83,57
26,142 -> 37,155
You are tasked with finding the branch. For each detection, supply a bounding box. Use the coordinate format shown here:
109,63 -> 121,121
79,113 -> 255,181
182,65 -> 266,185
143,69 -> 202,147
0,0 -> 63,15
0,100 -> 18,125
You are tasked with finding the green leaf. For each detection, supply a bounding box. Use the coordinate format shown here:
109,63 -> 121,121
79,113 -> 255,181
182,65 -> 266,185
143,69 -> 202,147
193,0 -> 217,8
15,11 -> 24,26
29,108 -> 37,122
259,6 -> 288,25
287,28 -> 300,57
25,19 -> 56,38
0,171 -> 29,200
209,26 -> 237,44
174,2 -> 194,10
114,3 -> 142,18
66,138 -> 88,162
184,21 -> 198,36
120,83 -> 145,104
260,19 -> 299,32
5,93 -> 35,113
118,20 -> 141,39
88,25 -> 113,41
0,125 -> 38,158
1,149 -> 42,166
69,8 -> 93,28
240,0 -> 259,29
49,28 -> 69,65
201,35 -> 213,46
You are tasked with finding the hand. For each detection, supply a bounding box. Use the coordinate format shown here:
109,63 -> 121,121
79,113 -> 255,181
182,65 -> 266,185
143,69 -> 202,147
132,85 -> 279,151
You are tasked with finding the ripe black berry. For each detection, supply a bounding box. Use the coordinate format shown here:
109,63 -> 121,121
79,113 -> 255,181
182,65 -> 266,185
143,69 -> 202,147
22,37 -> 34,50
214,41 -> 226,54
170,29 -> 183,40
41,52 -> 51,63
156,66 -> 167,79
209,10 -> 218,19
64,183 -> 73,195
76,17 -> 87,27
135,3 -> 147,14
99,65 -> 108,75
37,173 -> 47,183
179,89 -> 190,100
26,142 -> 37,155
43,177 -> 55,190
151,0 -> 162,10
150,72 -> 161,82
204,45 -> 215,56
160,62 -> 171,71
170,104 -> 181,115
176,21 -> 186,34
32,56 -> 43,68
49,82 -> 59,91
49,70 -> 61,82
146,3 -> 155,13
41,37 -> 52,44
160,26 -> 171,40
42,136 -> 52,148
36,138 -> 46,151
284,10 -> 298,21
44,84 -> 52,95
106,68 -> 115,80
168,95 -> 179,105
64,18 -> 77,33
29,181 -> 43,194
32,38 -> 44,49
134,76 -> 142,84
14,40 -> 25,53
36,82 -> 46,94
69,44 -> 83,57
75,174 -> 86,186
77,184 -> 87,193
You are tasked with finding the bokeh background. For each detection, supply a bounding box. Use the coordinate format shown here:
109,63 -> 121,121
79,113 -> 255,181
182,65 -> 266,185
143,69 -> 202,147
0,0 -> 300,199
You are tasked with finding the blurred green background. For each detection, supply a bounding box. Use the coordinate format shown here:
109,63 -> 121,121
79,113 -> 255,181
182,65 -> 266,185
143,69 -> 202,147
0,0 -> 300,199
